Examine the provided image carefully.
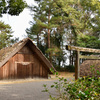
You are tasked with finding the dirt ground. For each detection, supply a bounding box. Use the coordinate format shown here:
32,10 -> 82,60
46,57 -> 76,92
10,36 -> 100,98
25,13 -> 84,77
0,72 -> 74,84
50,71 -> 75,79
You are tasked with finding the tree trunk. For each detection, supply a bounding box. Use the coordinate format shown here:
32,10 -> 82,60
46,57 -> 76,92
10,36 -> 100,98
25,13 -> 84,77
37,34 -> 39,47
48,29 -> 50,48
48,9 -> 51,48
47,10 -> 52,63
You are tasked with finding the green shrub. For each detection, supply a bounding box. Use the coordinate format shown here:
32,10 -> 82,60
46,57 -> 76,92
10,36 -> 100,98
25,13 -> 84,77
54,65 -> 75,72
43,68 -> 100,100
66,77 -> 100,100
65,65 -> 75,72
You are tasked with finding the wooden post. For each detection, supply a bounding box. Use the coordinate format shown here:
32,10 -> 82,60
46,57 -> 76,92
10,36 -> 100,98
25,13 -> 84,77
75,51 -> 80,80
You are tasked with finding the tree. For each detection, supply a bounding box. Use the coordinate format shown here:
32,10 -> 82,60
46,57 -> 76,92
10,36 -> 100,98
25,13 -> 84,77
77,34 -> 100,49
65,0 -> 100,65
0,0 -> 27,17
26,22 -> 47,54
79,0 -> 100,37
27,0 -> 100,67
26,0 -> 87,67
0,21 -> 18,49
27,0 -> 56,61
27,0 -> 68,67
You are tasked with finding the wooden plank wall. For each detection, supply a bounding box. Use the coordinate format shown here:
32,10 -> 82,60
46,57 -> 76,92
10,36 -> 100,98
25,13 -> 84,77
0,45 -> 49,79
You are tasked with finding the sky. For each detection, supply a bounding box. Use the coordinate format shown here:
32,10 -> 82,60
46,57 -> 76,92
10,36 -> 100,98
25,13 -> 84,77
0,0 -> 35,40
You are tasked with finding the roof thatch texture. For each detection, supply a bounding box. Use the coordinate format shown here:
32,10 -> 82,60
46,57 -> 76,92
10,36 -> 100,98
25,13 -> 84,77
80,60 -> 100,77
0,39 -> 26,62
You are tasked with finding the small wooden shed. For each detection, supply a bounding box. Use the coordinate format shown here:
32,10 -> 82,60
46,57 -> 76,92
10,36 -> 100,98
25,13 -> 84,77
0,38 -> 55,79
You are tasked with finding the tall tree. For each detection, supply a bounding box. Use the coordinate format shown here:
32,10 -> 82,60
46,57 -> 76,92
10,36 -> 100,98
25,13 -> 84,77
26,0 -> 84,66
27,0 -> 57,62
27,0 -> 100,67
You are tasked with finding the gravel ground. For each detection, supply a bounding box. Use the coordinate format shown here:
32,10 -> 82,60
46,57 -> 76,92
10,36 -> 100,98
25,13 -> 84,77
0,80 -> 59,100
0,76 -> 74,100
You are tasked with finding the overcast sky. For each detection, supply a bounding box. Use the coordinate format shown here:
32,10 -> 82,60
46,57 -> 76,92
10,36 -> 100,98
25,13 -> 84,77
0,0 -> 35,40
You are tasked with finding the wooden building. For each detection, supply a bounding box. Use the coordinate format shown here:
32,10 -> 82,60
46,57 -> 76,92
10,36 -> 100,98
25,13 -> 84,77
0,38 -> 55,79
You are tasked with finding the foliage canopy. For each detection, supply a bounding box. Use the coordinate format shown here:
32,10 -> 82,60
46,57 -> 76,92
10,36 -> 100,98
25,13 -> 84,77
0,0 -> 27,17
26,0 -> 100,67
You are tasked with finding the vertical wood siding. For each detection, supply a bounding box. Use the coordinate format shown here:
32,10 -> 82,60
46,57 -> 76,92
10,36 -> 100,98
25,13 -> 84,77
0,45 -> 49,79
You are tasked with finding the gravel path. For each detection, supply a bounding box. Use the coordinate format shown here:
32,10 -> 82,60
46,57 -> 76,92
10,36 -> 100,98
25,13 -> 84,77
0,80 -> 58,100
0,78 -> 74,100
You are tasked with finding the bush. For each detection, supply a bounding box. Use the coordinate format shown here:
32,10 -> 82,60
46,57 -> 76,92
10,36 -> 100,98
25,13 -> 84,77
66,77 -> 100,100
54,65 -> 75,72
54,67 -> 68,71
43,68 -> 100,100
65,65 -> 75,72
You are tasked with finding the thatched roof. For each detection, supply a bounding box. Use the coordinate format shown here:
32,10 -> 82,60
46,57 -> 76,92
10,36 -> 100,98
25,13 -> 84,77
80,60 -> 100,77
0,38 -> 27,62
0,38 -> 55,72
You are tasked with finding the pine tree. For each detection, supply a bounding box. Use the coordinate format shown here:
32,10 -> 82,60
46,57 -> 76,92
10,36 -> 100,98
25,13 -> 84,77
26,0 -> 100,67
26,0 -> 85,67
0,21 -> 16,49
